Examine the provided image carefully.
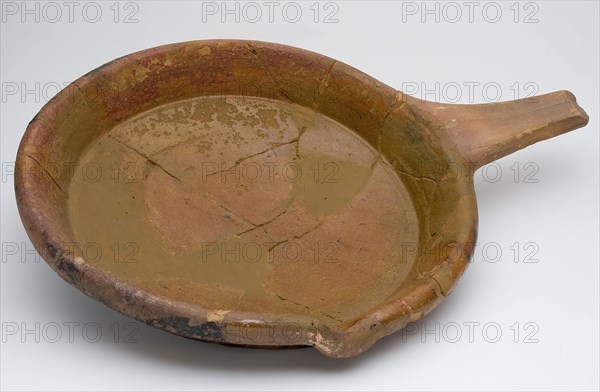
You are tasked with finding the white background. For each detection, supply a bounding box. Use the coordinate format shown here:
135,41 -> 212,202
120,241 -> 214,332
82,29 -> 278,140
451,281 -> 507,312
1,1 -> 598,390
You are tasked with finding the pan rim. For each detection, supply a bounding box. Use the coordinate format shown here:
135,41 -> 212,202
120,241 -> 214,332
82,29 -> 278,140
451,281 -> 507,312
15,39 -> 479,358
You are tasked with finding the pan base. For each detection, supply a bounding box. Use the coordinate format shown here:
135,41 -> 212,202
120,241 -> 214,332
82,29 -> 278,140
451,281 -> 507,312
67,96 -> 419,324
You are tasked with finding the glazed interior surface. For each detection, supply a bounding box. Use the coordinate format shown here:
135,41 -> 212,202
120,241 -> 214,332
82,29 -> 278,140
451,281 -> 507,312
67,95 -> 420,325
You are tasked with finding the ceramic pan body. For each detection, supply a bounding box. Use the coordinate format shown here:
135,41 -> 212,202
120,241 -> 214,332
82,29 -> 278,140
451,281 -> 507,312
16,40 -> 587,357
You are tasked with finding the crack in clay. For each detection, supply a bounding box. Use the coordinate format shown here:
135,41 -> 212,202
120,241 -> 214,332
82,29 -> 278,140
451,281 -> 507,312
321,313 -> 344,323
267,221 -> 325,252
202,192 -> 258,228
242,125 -> 383,248
275,294 -> 343,323
109,135 -> 183,183
246,43 -> 282,100
235,226 -> 260,237
236,205 -> 291,237
149,134 -> 209,159
292,126 -> 307,159
430,194 -> 468,241
315,60 -> 338,109
426,182 -> 438,238
377,110 -> 392,162
430,275 -> 448,297
276,294 -> 310,310
396,168 -> 438,184
207,147 -> 277,178
206,133 -> 303,179
77,267 -> 89,294
377,94 -> 407,162
26,155 -> 65,194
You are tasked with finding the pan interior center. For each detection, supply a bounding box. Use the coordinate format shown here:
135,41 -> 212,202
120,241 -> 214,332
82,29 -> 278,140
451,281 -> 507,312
67,95 -> 419,324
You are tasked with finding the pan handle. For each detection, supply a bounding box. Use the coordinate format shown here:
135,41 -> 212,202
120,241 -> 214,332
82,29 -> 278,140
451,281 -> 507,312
408,90 -> 589,169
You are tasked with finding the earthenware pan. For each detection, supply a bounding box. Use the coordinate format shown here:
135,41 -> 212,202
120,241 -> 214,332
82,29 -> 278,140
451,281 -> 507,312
15,40 -> 589,357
